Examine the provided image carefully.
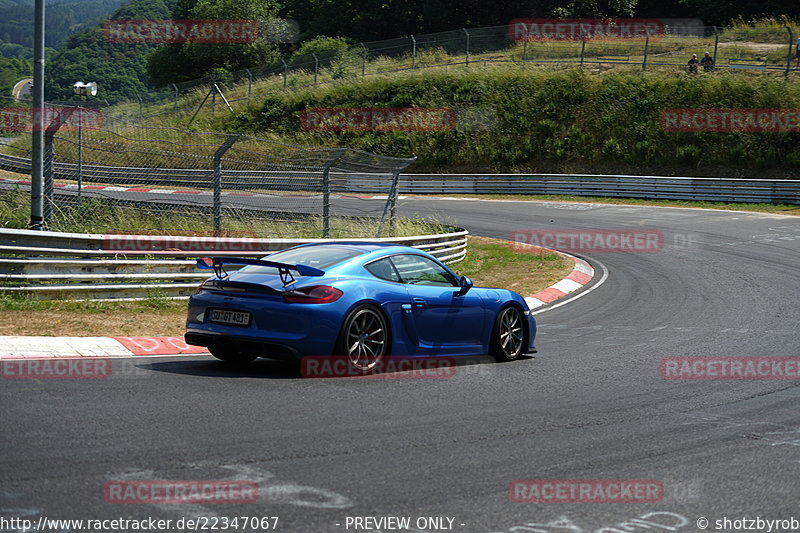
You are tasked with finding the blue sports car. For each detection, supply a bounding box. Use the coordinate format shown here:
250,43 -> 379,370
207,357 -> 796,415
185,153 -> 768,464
185,242 -> 536,370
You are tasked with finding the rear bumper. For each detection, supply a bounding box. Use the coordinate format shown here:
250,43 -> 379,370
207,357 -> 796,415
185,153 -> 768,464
185,331 -> 303,362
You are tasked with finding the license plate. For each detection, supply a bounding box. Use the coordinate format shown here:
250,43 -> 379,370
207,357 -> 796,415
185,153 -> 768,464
208,309 -> 251,326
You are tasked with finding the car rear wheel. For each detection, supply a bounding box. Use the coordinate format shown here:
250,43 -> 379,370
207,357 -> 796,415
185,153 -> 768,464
490,306 -> 525,362
210,345 -> 257,364
336,305 -> 389,371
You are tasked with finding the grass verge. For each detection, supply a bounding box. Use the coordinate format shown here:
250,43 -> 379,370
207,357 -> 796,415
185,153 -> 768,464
0,236 -> 573,336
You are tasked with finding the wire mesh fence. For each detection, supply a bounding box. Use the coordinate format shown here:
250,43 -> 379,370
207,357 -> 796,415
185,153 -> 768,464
91,22 -> 800,122
0,100 -> 417,238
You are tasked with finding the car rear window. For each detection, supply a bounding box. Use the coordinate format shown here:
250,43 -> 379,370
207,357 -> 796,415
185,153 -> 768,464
239,246 -> 366,274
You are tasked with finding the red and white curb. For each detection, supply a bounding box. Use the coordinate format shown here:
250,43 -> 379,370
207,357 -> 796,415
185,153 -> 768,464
0,336 -> 208,359
0,177 -> 404,201
524,251 -> 595,310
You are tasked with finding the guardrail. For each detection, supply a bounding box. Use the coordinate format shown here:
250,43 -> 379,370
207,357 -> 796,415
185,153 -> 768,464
2,153 -> 797,204
0,227 -> 468,300
395,173 -> 800,204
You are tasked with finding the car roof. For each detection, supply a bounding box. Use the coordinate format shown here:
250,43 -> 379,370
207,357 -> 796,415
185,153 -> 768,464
284,242 -> 433,269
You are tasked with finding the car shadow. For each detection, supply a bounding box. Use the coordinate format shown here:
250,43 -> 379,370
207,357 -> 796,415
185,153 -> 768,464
142,357 -> 302,379
139,353 -> 535,380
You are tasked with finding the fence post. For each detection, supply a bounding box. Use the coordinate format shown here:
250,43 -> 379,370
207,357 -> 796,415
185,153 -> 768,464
246,69 -> 252,105
313,52 -> 319,88
171,83 -> 178,110
281,59 -> 288,89
642,30 -> 650,71
786,26 -> 795,80
522,28 -> 528,62
388,170 -> 401,232
136,94 -> 143,120
376,170 -> 402,238
462,28 -> 470,69
212,134 -> 241,232
411,35 -> 417,69
580,36 -> 586,66
321,148 -> 347,238
713,27 -> 719,67
361,43 -> 367,79
42,109 -> 73,229
76,110 -> 82,205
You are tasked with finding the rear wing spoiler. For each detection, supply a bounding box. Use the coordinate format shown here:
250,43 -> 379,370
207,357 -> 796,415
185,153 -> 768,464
197,256 -> 324,285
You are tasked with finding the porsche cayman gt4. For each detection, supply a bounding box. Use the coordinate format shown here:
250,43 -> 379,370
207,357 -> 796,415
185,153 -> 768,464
185,242 -> 536,369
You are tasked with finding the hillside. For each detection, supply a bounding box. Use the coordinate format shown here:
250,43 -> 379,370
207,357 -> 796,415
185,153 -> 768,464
43,0 -> 175,102
0,0 -> 126,49
212,68 -> 800,178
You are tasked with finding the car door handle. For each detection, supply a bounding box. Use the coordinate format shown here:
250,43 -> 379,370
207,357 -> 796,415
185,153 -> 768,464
412,297 -> 426,308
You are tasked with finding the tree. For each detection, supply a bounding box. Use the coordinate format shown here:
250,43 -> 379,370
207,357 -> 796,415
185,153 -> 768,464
146,0 -> 281,86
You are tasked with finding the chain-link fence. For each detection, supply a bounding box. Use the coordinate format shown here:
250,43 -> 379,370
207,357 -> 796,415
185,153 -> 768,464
0,100 -> 416,237
95,22 -> 800,122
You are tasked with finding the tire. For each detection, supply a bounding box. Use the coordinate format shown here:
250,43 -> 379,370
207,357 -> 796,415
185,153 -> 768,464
335,304 -> 390,372
490,305 -> 525,362
210,345 -> 257,365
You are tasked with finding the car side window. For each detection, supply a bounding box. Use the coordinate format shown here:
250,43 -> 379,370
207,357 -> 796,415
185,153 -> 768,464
364,257 -> 401,282
389,254 -> 457,287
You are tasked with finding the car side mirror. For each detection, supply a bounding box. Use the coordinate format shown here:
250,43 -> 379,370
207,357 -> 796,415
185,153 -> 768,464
456,275 -> 473,296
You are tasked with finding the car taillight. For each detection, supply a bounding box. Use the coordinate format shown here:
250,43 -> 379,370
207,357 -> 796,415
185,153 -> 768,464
283,285 -> 343,304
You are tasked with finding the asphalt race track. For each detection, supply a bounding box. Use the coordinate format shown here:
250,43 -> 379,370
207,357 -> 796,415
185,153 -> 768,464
2,196 -> 800,533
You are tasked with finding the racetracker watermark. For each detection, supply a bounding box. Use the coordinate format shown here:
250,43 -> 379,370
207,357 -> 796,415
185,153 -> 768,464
104,20 -> 257,43
510,229 -> 664,254
509,479 -> 664,503
102,231 -> 260,252
104,480 -> 259,504
661,357 -> 800,380
1,358 -> 111,379
300,356 -> 457,379
661,109 -> 800,132
508,18 -> 702,42
299,107 -> 496,132
0,107 -> 102,132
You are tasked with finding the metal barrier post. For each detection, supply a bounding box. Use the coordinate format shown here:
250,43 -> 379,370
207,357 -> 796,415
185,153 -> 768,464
313,53 -> 319,88
411,35 -> 417,69
212,134 -> 241,232
786,27 -> 795,80
282,59 -> 288,89
642,30 -> 650,71
171,83 -> 178,110
321,148 -> 347,238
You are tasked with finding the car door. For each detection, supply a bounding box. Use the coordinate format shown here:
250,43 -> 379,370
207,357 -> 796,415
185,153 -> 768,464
388,254 -> 486,354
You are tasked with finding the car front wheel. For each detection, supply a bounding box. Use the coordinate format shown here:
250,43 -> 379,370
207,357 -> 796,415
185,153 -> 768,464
490,306 -> 525,362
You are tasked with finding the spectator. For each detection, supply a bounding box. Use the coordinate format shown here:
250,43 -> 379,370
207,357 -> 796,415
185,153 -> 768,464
688,53 -> 699,74
700,51 -> 714,72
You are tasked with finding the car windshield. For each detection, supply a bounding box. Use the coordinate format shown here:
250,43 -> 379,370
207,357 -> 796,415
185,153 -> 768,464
238,246 -> 366,274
